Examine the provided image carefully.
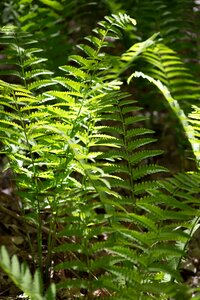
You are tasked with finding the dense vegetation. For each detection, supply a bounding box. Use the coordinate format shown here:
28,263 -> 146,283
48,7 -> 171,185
0,1 -> 199,299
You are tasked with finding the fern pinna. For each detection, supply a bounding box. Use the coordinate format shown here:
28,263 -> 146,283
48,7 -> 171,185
0,14 -> 198,299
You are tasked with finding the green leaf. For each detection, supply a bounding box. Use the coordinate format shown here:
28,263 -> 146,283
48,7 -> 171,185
38,0 -> 63,11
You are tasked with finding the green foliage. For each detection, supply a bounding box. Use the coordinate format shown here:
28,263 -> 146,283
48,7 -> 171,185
0,246 -> 56,300
0,8 -> 199,300
114,0 -> 200,78
188,106 -> 200,167
137,43 -> 199,109
128,71 -> 200,167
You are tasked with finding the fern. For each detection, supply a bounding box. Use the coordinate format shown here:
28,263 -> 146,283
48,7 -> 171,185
49,16 -> 194,298
0,25 -> 54,90
128,71 -> 200,167
139,43 -> 199,108
118,0 -> 200,79
0,246 -> 56,300
188,105 -> 200,166
0,12 -> 199,300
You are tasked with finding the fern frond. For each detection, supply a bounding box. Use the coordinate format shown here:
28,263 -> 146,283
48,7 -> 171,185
121,32 -> 159,63
129,71 -> 200,166
188,105 -> 200,166
0,25 -> 54,95
0,246 -> 56,300
141,43 -> 199,105
1,12 -> 195,300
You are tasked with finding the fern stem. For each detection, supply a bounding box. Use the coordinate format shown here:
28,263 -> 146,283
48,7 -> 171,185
118,101 -> 136,204
15,33 -> 27,89
45,195 -> 59,282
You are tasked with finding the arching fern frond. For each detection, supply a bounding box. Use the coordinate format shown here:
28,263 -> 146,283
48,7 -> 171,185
139,43 -> 200,108
128,71 -> 200,167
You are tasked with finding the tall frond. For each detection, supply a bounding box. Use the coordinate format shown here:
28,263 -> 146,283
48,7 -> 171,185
128,71 -> 200,167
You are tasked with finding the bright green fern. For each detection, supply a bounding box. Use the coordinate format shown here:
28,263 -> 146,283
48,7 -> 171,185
0,13 -> 199,300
